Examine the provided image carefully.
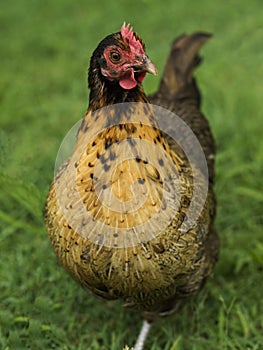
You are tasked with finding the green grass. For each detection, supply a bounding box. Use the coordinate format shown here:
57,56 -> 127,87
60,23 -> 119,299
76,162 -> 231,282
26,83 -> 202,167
0,0 -> 263,349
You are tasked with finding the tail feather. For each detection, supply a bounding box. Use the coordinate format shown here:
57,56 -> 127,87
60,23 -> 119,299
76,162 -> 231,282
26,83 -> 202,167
149,32 -> 215,183
156,32 -> 212,98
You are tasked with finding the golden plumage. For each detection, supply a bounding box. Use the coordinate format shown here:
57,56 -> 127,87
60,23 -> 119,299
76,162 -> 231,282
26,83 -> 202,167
45,24 -> 219,348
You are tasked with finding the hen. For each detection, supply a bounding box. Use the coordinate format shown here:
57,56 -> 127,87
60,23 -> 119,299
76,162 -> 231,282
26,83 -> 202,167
45,23 -> 219,349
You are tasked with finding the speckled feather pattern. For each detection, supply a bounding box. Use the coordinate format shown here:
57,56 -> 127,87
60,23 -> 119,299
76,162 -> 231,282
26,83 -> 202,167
45,31 -> 219,321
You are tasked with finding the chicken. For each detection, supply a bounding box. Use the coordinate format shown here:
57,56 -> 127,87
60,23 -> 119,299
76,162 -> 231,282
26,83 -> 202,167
45,23 -> 219,350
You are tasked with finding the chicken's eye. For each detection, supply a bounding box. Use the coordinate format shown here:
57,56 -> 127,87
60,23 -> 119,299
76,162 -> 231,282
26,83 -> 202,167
110,51 -> 121,62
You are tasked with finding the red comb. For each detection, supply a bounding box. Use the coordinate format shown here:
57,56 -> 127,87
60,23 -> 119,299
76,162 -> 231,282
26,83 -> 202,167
121,22 -> 145,55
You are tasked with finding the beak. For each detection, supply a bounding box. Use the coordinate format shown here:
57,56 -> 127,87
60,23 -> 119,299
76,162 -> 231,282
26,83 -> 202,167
143,57 -> 158,75
133,56 -> 158,76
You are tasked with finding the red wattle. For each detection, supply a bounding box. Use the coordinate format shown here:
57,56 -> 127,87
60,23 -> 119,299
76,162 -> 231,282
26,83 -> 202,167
119,69 -> 137,90
137,72 -> 146,83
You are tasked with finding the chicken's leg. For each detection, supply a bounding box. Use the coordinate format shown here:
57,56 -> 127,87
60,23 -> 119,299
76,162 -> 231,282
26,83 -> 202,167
133,320 -> 152,350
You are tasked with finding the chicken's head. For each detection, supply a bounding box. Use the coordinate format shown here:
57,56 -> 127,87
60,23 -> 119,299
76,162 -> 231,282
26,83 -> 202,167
91,22 -> 157,90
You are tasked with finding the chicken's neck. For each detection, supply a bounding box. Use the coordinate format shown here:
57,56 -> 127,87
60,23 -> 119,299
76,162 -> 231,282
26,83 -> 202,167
87,66 -> 149,112
77,67 -> 152,138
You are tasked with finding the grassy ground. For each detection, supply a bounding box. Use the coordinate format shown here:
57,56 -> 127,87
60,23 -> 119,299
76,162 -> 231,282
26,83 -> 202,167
0,0 -> 263,349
